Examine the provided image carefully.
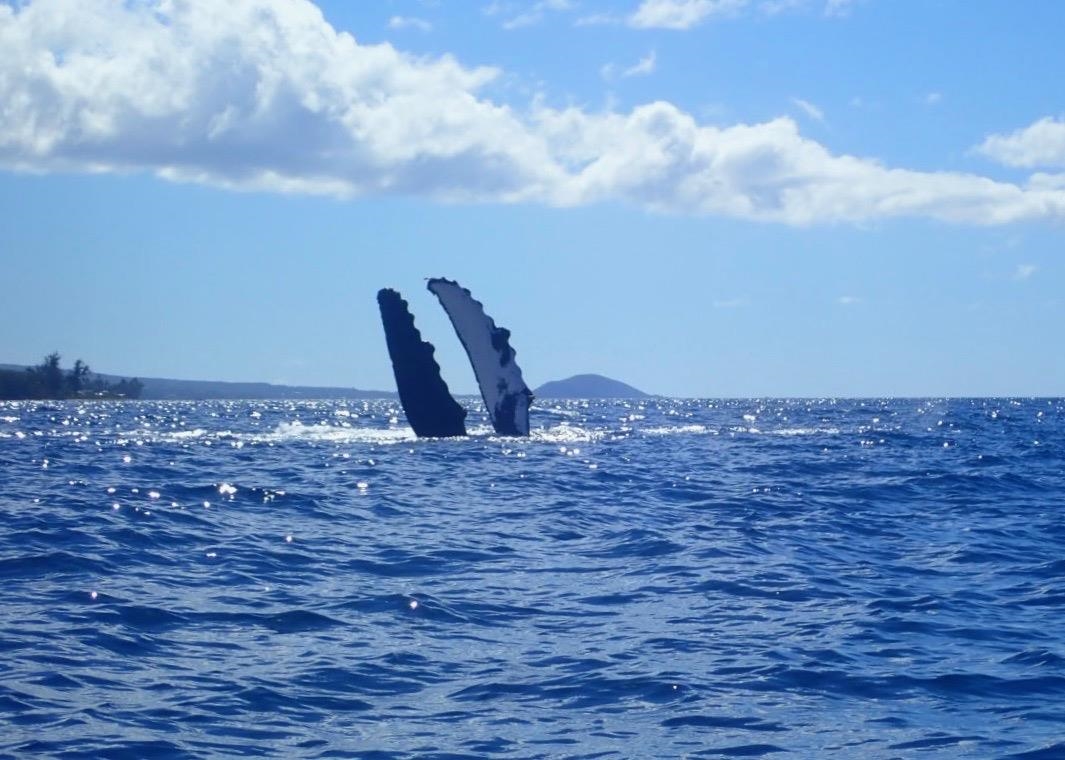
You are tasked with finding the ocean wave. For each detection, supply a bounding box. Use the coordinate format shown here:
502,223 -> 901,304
0,397 -> 1061,757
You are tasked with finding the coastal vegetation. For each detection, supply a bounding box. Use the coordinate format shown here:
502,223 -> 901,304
0,353 -> 143,400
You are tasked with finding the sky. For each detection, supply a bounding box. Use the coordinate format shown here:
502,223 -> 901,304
1,0 -> 1063,397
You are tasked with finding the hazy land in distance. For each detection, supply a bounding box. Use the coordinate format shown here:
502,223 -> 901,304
1,365 -> 650,401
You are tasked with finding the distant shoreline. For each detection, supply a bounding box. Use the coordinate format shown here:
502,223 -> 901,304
1,365 -> 659,401
6,363 -> 1057,400
0,363 -> 393,401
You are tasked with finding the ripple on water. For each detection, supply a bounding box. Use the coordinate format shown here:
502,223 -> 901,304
0,397 -> 1062,756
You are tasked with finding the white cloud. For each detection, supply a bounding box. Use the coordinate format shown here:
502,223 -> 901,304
0,0 -> 560,202
628,0 -> 857,27
623,51 -> 657,78
486,0 -> 573,29
629,0 -> 747,30
977,117 -> 1065,169
576,13 -> 620,26
388,16 -> 432,33
790,97 -> 825,123
1027,172 -> 1065,190
837,295 -> 861,305
1014,264 -> 1037,281
533,105 -> 1065,224
758,0 -> 863,16
759,0 -> 805,16
602,52 -> 657,82
925,91 -> 942,105
713,298 -> 749,308
824,0 -> 858,17
3,0 -> 1065,226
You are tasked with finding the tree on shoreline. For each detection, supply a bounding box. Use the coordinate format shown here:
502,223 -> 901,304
0,354 -> 143,400
38,352 -> 64,397
70,359 -> 91,395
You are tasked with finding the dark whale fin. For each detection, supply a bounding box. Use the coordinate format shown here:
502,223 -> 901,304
377,288 -> 467,438
427,278 -> 532,437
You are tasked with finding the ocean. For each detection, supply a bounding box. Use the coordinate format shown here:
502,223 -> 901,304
1,397 -> 1062,758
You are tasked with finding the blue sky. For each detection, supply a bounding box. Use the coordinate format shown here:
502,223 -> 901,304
1,0 -> 1062,397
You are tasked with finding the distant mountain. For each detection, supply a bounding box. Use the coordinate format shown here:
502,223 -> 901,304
534,374 -> 650,399
0,364 -> 392,400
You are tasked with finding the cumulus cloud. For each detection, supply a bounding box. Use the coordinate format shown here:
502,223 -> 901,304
532,105 -> 1065,224
0,0 -> 559,202
3,0 -> 1065,226
628,0 -> 747,30
1027,172 -> 1065,190
976,117 -> 1065,169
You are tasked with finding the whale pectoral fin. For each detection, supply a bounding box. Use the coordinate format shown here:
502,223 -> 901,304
427,278 -> 532,437
377,288 -> 467,438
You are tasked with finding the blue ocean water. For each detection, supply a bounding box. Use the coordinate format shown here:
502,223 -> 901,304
1,397 -> 1063,759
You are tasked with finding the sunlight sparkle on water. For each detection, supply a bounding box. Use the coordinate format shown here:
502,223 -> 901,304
1,397 -> 1061,757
